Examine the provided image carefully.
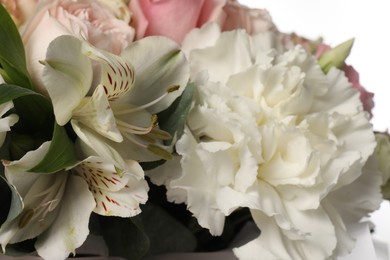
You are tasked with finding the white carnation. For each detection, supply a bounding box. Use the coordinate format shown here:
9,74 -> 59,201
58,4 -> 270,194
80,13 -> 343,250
148,23 -> 378,259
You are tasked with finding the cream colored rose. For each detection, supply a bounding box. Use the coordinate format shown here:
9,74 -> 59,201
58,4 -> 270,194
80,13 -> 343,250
21,0 -> 134,94
0,0 -> 38,26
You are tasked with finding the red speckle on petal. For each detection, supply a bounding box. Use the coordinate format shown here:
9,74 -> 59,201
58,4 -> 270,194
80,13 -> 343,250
102,201 -> 107,212
100,179 -> 109,189
107,73 -> 113,85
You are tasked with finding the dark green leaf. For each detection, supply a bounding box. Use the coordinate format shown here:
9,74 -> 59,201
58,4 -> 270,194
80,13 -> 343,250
0,84 -> 54,137
0,4 -> 32,89
0,175 -> 12,225
99,215 -> 150,260
9,132 -> 44,161
141,203 -> 196,256
12,94 -> 54,135
158,82 -> 194,145
0,175 -> 23,225
28,123 -> 77,173
0,84 -> 40,104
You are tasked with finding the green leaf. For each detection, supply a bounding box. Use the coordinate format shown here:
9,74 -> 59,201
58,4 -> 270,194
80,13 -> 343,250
0,4 -> 32,89
141,203 -> 196,256
318,38 -> 354,73
0,84 -> 54,137
28,123 -> 77,173
158,82 -> 194,145
0,84 -> 41,104
99,215 -> 150,260
0,175 -> 23,225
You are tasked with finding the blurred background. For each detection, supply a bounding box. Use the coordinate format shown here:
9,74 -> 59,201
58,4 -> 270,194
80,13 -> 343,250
240,0 -> 390,247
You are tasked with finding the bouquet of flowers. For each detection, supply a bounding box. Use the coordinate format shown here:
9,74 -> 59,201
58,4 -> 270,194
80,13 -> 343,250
0,0 -> 389,259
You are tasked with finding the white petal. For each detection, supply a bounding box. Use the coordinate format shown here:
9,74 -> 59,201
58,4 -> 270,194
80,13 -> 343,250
171,128 -> 227,235
81,41 -> 135,101
43,35 -> 93,125
71,120 -> 128,171
234,208 -> 337,260
182,23 -> 222,58
328,154 -> 383,223
188,30 -> 253,84
92,174 -> 148,217
120,36 -> 189,113
35,175 -> 95,260
73,85 -> 123,142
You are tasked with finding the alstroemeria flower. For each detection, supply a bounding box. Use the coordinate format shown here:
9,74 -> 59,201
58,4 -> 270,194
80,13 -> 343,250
148,24 -> 378,259
0,141 -> 148,259
0,101 -> 19,147
41,35 -> 189,167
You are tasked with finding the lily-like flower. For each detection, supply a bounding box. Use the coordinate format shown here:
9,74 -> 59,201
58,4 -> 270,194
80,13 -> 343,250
41,35 -> 189,168
0,101 -> 19,147
0,141 -> 148,259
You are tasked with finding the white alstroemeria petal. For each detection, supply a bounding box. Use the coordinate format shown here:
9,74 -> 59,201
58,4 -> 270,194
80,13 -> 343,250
43,35 -> 93,126
0,101 -> 18,146
72,156 -> 148,217
0,172 -> 67,249
4,142 -> 51,195
92,174 -> 148,217
35,175 -> 95,260
73,85 -> 123,142
72,120 -> 128,171
0,142 -> 65,250
120,36 -> 189,113
111,101 -> 153,134
74,156 -> 132,192
81,41 -> 135,101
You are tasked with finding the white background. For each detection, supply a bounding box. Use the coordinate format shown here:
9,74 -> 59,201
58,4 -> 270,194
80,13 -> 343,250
240,0 -> 390,246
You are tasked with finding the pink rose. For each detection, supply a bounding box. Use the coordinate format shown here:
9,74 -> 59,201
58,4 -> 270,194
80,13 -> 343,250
222,0 -> 277,34
0,0 -> 38,26
128,0 -> 276,44
342,65 -> 374,117
129,0 -> 227,43
22,0 -> 135,93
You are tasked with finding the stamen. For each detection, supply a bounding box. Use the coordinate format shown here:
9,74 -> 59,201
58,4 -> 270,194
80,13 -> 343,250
147,144 -> 173,160
147,128 -> 172,140
122,132 -> 148,149
116,119 -> 153,135
114,85 -> 180,116
18,209 -> 35,229
167,85 -> 180,93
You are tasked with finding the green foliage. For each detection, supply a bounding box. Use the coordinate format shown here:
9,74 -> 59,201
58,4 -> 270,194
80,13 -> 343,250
158,82 -> 194,145
0,4 -> 32,89
98,215 -> 150,260
96,202 -> 197,259
0,84 -> 54,138
28,123 -> 78,173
